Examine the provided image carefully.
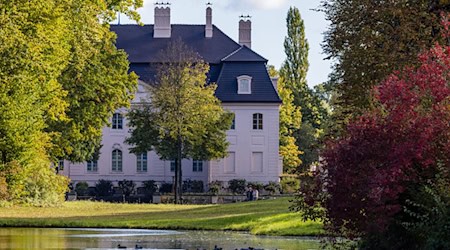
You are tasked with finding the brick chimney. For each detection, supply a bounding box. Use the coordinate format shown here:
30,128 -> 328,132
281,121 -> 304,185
154,3 -> 171,38
239,15 -> 251,48
205,5 -> 213,38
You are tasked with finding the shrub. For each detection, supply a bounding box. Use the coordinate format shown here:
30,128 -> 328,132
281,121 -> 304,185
118,180 -> 136,197
142,180 -> 157,195
159,183 -> 173,193
95,179 -> 113,197
0,175 -> 9,200
264,181 -> 281,195
87,187 -> 96,196
23,163 -> 70,207
75,182 -> 89,196
183,179 -> 204,193
280,176 -> 299,194
208,181 -> 222,195
191,180 -> 204,193
228,179 -> 246,194
0,161 -> 27,202
402,171 -> 450,249
248,182 -> 264,191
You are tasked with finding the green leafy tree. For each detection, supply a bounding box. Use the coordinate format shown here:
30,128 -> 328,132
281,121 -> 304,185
322,0 -> 450,129
280,7 -> 310,119
296,84 -> 333,169
48,0 -> 141,162
280,7 -> 327,170
278,78 -> 303,173
0,0 -> 142,206
268,65 -> 302,173
126,40 -> 233,204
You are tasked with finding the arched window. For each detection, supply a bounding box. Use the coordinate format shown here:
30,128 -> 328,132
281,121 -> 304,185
112,149 -> 122,172
237,75 -> 252,94
253,113 -> 263,130
136,153 -> 148,172
112,113 -> 123,129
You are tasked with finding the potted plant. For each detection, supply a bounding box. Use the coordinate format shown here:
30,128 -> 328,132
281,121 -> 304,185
208,181 -> 222,204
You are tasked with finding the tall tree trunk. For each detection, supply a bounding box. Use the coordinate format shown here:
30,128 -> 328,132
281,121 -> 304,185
175,135 -> 183,204
174,158 -> 179,204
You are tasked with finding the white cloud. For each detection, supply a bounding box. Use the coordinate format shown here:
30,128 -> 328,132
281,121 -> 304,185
224,0 -> 288,10
248,0 -> 288,9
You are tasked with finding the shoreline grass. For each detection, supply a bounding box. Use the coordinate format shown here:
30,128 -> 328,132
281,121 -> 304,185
0,197 -> 323,236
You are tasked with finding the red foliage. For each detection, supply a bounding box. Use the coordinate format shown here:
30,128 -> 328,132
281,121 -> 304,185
318,18 -> 450,237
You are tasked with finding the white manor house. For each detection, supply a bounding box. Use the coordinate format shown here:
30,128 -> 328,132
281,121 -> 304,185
61,4 -> 282,188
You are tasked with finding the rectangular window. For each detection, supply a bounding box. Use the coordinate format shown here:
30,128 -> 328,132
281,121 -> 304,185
224,152 -> 236,173
112,113 -> 123,129
58,160 -> 64,171
87,160 -> 98,172
230,118 -> 235,130
170,160 -> 175,172
193,160 -> 203,172
252,113 -> 263,130
251,152 -> 263,172
137,153 -> 148,172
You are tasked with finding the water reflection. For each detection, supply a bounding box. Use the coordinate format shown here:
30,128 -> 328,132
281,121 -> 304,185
0,228 -> 320,250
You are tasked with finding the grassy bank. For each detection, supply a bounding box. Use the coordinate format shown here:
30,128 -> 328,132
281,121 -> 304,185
0,198 -> 323,236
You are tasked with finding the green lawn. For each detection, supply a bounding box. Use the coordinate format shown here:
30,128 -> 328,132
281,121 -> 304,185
0,197 -> 323,236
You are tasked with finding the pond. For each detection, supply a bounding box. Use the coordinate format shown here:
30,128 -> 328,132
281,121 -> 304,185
0,228 -> 320,249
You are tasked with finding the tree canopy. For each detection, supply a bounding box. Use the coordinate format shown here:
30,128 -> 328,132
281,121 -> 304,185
280,7 -> 332,171
278,77 -> 303,173
0,0 -> 142,205
126,40 -> 233,204
280,7 -> 312,123
322,0 -> 450,126
295,19 -> 450,248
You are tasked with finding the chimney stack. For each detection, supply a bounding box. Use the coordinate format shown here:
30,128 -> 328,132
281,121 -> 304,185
154,2 -> 171,38
271,77 -> 279,92
239,15 -> 251,48
205,4 -> 213,38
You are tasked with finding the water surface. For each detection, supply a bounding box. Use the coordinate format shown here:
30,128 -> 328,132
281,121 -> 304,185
0,228 -> 320,249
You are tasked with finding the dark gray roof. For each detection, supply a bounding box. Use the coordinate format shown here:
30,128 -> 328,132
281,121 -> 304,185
129,63 -> 157,83
216,62 -> 281,103
221,45 -> 267,62
111,24 -> 242,64
111,24 -> 281,103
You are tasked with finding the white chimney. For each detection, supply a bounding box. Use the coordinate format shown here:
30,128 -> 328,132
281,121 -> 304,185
271,77 -> 279,92
205,6 -> 213,38
154,4 -> 171,38
239,16 -> 251,48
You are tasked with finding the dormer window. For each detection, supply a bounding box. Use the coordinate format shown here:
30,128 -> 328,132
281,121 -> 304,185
237,75 -> 252,94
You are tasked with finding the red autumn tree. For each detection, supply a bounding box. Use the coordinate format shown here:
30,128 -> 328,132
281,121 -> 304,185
295,16 -> 450,247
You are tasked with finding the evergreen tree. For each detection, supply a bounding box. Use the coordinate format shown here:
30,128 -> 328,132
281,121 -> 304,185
126,40 -> 233,204
280,7 -> 314,125
281,7 -> 325,170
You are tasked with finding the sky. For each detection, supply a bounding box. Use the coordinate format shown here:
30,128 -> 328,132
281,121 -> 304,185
118,0 -> 331,86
